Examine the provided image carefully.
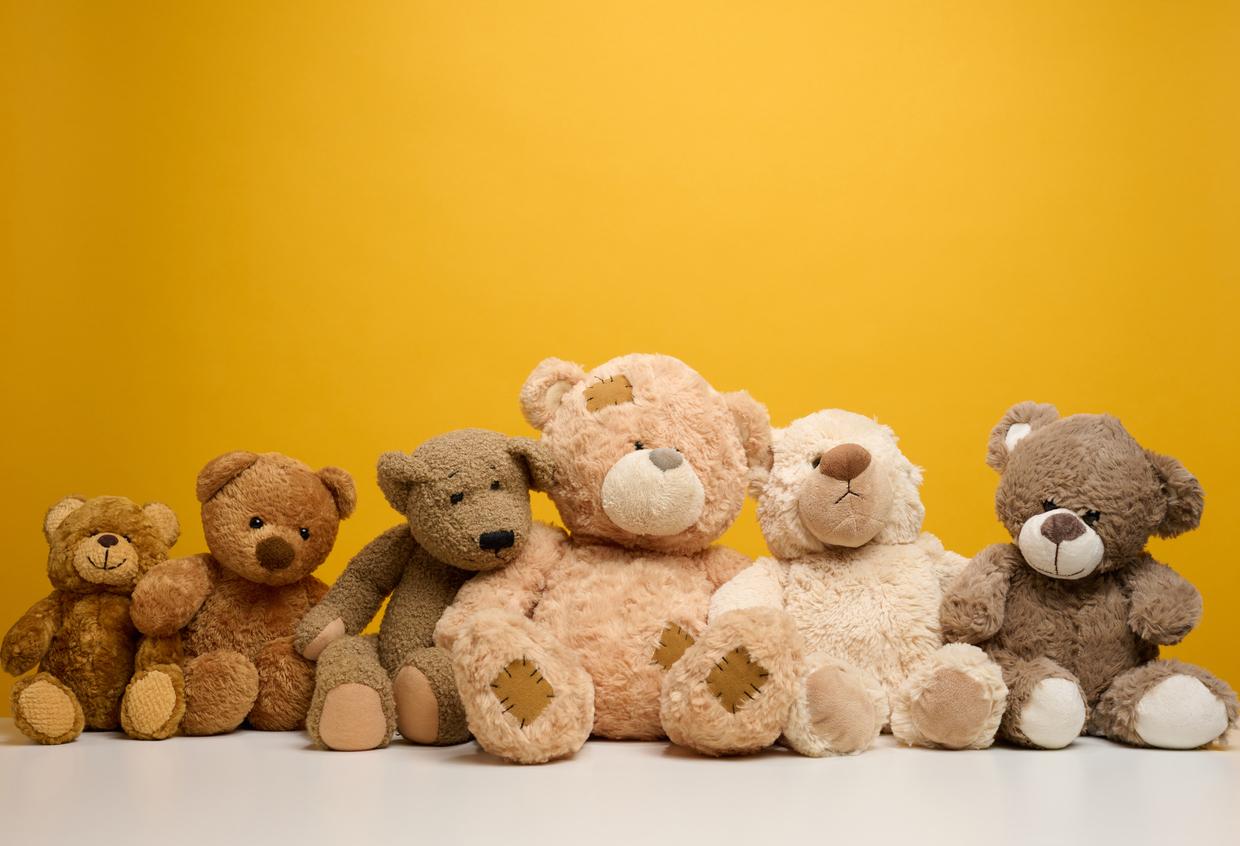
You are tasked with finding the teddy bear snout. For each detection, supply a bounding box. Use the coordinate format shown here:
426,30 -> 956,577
97,533 -> 120,548
1041,512 -> 1085,545
819,443 -> 871,482
649,448 -> 683,471
256,536 -> 296,571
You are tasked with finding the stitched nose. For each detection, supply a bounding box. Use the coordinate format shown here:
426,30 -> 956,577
97,534 -> 119,548
256,536 -> 295,570
649,448 -> 683,472
479,530 -> 515,552
1041,512 -> 1085,545
819,444 -> 871,482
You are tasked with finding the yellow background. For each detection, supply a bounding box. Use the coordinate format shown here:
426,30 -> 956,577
2,2 -> 1238,718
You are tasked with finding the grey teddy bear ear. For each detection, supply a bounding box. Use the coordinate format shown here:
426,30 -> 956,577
986,402 -> 1060,472
376,451 -> 427,513
1146,450 -> 1204,538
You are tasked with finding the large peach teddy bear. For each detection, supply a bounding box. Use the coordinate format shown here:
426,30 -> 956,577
434,353 -> 785,763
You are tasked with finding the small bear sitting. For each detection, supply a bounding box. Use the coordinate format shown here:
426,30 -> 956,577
940,402 -> 1237,749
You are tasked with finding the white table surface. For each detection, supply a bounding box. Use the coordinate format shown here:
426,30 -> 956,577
1,718 -> 1236,846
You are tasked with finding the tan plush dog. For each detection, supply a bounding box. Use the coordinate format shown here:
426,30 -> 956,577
435,354 -> 778,764
130,452 -> 355,736
663,410 -> 1007,757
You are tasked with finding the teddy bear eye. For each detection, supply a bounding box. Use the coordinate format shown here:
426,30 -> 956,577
1083,510 -> 1101,527
811,456 -> 821,468
299,527 -> 311,540
122,535 -> 131,542
490,480 -> 501,490
634,441 -> 645,450
249,516 -> 264,529
1041,500 -> 1058,512
450,492 -> 464,505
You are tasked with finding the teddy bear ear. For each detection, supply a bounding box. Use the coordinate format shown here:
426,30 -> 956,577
141,501 -> 181,547
508,437 -> 555,493
196,451 -> 261,503
724,391 -> 773,478
376,451 -> 425,513
1146,450 -> 1203,538
43,496 -> 87,541
520,357 -> 587,430
317,466 -> 357,519
985,402 -> 1060,472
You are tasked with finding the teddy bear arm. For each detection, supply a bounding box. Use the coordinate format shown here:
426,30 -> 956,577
939,544 -> 1018,645
130,554 -> 215,637
707,557 -> 786,623
1125,555 -> 1202,645
433,554 -> 550,651
1,592 -> 62,676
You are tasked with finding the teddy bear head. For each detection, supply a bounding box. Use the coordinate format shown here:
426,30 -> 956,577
755,409 -> 925,558
519,353 -> 769,554
987,402 -> 1202,580
43,495 -> 180,593
376,429 -> 552,572
196,451 -> 356,586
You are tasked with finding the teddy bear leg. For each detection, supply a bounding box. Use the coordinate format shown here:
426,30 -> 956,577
1091,659 -> 1236,749
992,652 -> 1086,749
451,609 -> 593,764
11,672 -> 86,745
120,663 -> 186,740
305,635 -> 395,751
659,607 -> 801,756
782,654 -> 887,757
249,636 -> 317,731
890,643 -> 1007,750
182,650 -> 259,736
393,646 -> 469,746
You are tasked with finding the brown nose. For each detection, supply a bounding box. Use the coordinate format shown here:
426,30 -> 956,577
97,534 -> 119,548
819,444 -> 872,482
1041,512 -> 1085,545
256,536 -> 295,570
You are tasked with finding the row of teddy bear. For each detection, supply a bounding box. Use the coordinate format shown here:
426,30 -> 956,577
4,353 -> 1236,761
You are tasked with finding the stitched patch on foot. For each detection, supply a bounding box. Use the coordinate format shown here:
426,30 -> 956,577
653,622 -> 696,670
706,647 -> 769,714
492,659 -> 554,729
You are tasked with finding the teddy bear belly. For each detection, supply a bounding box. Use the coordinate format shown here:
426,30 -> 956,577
183,578 -> 311,659
41,594 -> 137,729
532,554 -> 718,739
783,560 -> 944,695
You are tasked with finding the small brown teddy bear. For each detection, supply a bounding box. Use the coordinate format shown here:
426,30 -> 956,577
294,429 -> 553,751
3,496 -> 183,744
941,402 -> 1238,749
130,451 -> 356,736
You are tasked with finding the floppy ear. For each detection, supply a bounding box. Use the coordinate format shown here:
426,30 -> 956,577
318,466 -> 357,519
508,437 -> 555,493
520,358 -> 587,430
376,451 -> 426,513
724,391 -> 773,479
986,402 -> 1059,472
1146,450 -> 1203,538
196,451 -> 260,503
141,501 -> 181,547
43,496 -> 87,541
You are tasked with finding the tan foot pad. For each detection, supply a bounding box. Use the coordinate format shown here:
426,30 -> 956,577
320,683 -> 388,751
492,659 -> 554,729
912,668 -> 989,748
653,622 -> 696,670
124,672 -> 178,737
706,647 -> 769,714
18,680 -> 78,739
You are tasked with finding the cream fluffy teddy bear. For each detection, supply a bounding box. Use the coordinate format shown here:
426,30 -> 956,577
662,409 -> 1007,756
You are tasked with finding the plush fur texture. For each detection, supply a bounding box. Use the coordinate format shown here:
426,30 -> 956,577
295,430 -> 550,751
2,496 -> 183,744
437,354 -> 768,763
663,410 -> 1007,757
130,452 -> 354,737
940,403 -> 1238,749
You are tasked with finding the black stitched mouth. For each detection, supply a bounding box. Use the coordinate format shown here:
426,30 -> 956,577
86,554 -> 127,571
834,485 -> 861,505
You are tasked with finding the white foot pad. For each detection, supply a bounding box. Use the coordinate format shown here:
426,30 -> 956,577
1019,678 -> 1085,749
1135,675 -> 1228,749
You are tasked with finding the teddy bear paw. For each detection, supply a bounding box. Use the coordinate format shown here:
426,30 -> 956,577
491,658 -> 555,729
121,666 -> 185,740
317,683 -> 391,751
1134,674 -> 1229,749
12,673 -> 85,745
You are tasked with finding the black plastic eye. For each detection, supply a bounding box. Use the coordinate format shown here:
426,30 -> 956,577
450,492 -> 464,505
811,456 -> 821,468
634,441 -> 645,450
299,527 -> 311,540
249,516 -> 264,529
1041,500 -> 1058,512
1083,510 -> 1101,527
490,480 -> 500,490
122,535 -> 131,542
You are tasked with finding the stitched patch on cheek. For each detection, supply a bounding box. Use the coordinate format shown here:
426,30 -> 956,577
491,659 -> 555,729
706,647 -> 769,714
653,622 -> 696,669
584,375 -> 634,412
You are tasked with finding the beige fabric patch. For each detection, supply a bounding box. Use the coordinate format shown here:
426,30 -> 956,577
19,681 -> 77,738
583,375 -> 634,412
492,659 -> 555,729
706,647 -> 769,714
123,671 -> 178,736
653,622 -> 696,670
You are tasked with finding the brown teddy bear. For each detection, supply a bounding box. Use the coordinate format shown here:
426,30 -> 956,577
940,402 -> 1238,749
3,496 -> 184,744
435,353 -> 775,764
130,451 -> 356,736
294,429 -> 554,751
